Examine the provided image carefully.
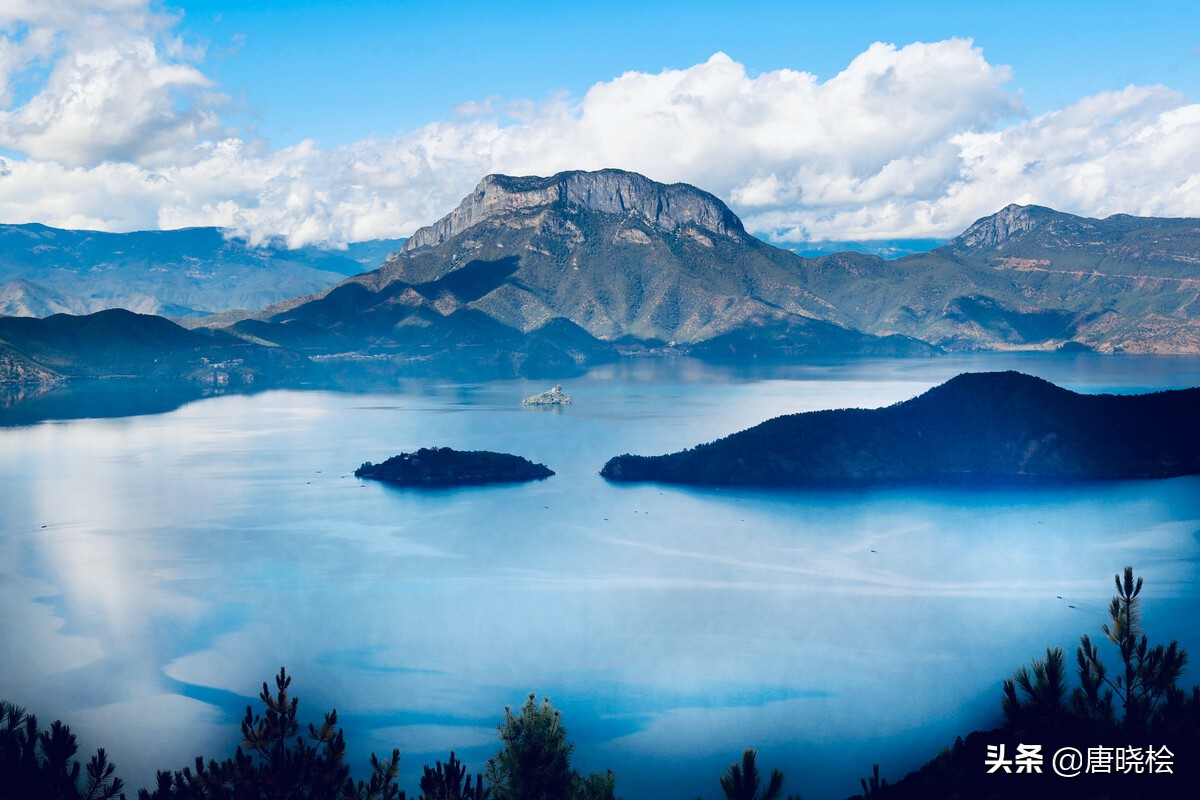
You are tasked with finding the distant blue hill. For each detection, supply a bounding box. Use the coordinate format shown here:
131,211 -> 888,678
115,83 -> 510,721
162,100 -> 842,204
0,307 -> 308,387
0,223 -> 405,318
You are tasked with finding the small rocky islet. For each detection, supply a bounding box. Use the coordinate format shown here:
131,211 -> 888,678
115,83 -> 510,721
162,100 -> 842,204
523,385 -> 573,405
355,446 -> 554,486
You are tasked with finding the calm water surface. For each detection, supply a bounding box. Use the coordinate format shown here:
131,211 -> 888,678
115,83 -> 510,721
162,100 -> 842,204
2,354 -> 1200,799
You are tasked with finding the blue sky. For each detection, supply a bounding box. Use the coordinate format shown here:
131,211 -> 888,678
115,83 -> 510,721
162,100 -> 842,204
172,0 -> 1200,146
0,1 -> 1197,245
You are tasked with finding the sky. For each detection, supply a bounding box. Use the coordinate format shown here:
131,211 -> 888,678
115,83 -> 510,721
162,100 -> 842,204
0,0 -> 1198,247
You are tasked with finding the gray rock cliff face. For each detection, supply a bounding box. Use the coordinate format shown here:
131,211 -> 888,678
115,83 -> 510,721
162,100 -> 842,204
235,172 -> 1200,357
402,169 -> 746,251
946,204 -> 1059,250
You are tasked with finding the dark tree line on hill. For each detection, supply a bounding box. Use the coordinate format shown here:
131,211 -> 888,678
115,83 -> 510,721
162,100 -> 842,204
4,569 -> 1198,800
601,372 -> 1200,485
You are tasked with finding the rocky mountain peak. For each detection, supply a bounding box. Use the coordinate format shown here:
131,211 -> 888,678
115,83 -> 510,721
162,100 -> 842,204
402,169 -> 746,251
944,204 -> 1064,251
940,201 -> 1084,251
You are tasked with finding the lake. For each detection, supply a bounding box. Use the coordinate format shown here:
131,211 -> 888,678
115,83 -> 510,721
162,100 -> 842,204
3,353 -> 1200,799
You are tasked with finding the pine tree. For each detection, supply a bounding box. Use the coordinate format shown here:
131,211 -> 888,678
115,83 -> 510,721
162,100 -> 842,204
1072,566 -> 1189,736
0,701 -> 125,800
1001,646 -> 1070,732
137,667 -> 402,800
484,694 -> 619,800
419,751 -> 486,800
570,769 -> 617,800
858,763 -> 886,798
718,749 -> 783,800
485,695 -> 573,800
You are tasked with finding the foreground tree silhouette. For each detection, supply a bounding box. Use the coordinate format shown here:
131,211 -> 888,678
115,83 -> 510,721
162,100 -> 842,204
485,695 -> 572,800
719,749 -> 783,800
857,763 -> 886,798
1072,566 -> 1189,736
138,667 -> 401,800
484,694 -> 617,800
1001,646 -> 1071,733
1000,566 -> 1191,741
418,751 -> 486,800
864,566 -> 1200,799
569,769 -> 617,800
0,701 -> 125,800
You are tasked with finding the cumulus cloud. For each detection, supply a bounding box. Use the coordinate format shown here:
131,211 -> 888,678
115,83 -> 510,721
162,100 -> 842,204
0,5 -> 1198,247
947,86 -> 1200,221
0,0 -> 223,167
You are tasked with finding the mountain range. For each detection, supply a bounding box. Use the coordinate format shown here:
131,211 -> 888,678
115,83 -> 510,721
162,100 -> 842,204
0,308 -> 306,388
809,204 -> 1200,352
198,170 -> 936,362
0,223 -> 403,318
1,168 -> 1199,390
196,169 -> 1200,358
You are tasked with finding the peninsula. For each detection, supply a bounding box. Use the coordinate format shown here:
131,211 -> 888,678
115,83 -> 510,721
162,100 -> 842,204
600,372 -> 1200,485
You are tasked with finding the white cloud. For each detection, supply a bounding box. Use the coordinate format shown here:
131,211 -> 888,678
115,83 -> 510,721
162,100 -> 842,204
945,86 -> 1200,225
0,6 -> 1198,248
0,0 -> 223,167
0,39 -> 219,166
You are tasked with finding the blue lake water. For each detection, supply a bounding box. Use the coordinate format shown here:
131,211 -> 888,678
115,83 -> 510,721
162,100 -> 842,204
2,353 -> 1200,799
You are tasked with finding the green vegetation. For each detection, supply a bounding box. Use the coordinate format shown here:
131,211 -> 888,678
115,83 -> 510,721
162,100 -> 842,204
0,679 -> 616,800
484,694 -> 616,800
1073,567 -> 1189,737
137,667 -> 402,799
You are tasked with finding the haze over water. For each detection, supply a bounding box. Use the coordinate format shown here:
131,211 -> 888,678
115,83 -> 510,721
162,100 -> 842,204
3,353 -> 1200,799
